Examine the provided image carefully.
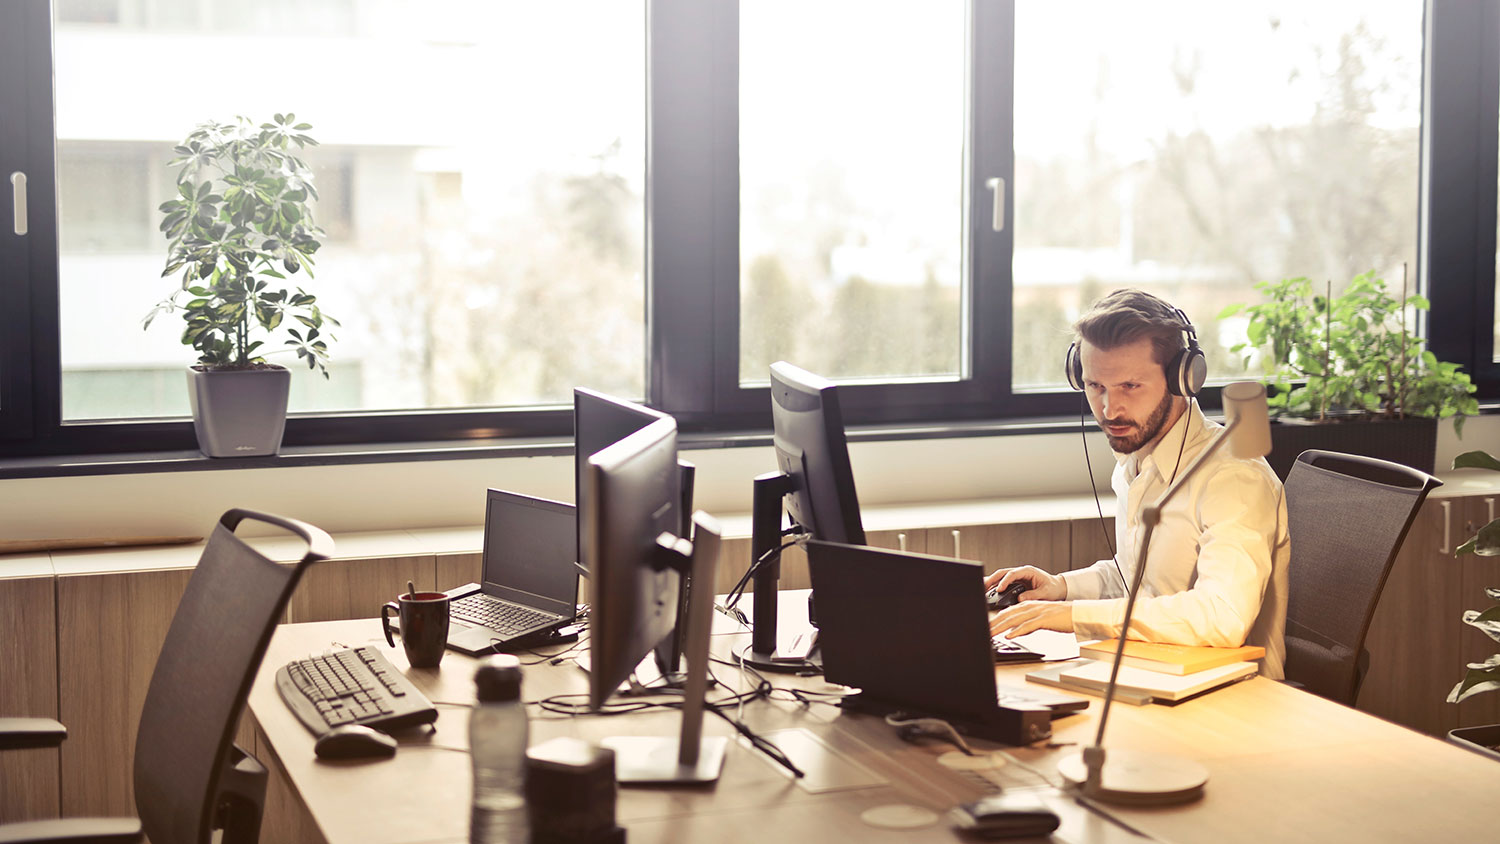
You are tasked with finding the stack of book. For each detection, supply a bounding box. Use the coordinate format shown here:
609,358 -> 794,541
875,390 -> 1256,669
1025,640 -> 1265,705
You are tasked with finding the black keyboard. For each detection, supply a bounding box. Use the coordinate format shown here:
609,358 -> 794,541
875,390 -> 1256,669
992,635 -> 1045,663
451,593 -> 556,635
275,646 -> 438,735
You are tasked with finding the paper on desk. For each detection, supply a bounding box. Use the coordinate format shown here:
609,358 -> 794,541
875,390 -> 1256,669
1008,629 -> 1081,661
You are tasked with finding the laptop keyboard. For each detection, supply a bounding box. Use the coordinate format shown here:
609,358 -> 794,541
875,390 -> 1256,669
992,635 -> 1043,662
452,593 -> 556,634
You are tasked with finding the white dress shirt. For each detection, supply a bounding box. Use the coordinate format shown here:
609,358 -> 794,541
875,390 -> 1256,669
1060,401 -> 1290,680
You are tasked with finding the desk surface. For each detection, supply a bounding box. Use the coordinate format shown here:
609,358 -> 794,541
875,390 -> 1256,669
248,611 -> 1500,844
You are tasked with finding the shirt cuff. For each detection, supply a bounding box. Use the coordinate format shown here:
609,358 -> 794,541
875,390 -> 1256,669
1069,598 -> 1126,641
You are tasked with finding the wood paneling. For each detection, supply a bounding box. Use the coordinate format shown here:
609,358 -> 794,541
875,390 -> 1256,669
1458,495 -> 1500,729
1357,497 -> 1464,735
0,576 -> 60,822
287,556 -> 434,623
924,522 -> 1070,576
57,569 -> 194,817
432,552 -> 481,593
1069,516 -> 1119,572
254,719 -> 327,844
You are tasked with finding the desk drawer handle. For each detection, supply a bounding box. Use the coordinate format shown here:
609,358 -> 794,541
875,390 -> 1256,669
897,533 -> 907,552
1488,497 -> 1495,525
952,529 -> 962,560
1439,501 -> 1452,555
10,172 -> 25,236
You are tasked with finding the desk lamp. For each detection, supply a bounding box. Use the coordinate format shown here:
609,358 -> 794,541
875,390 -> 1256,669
1057,381 -> 1271,805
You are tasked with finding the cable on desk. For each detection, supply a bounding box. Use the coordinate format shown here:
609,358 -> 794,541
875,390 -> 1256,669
883,713 -> 976,756
722,530 -> 809,617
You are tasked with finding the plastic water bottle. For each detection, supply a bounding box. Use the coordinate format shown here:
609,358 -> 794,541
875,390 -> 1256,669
470,654 -> 529,844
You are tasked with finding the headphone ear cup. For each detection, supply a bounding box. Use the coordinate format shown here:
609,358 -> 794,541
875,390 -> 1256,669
1166,347 -> 1208,397
1065,342 -> 1084,391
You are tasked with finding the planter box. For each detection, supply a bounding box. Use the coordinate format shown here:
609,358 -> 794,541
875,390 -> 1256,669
1447,725 -> 1500,763
1266,415 -> 1438,481
186,365 -> 291,457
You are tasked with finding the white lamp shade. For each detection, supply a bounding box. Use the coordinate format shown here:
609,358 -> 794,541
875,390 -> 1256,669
1221,381 -> 1272,459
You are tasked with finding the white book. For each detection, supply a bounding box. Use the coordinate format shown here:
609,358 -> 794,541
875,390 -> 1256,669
1026,658 -> 1257,703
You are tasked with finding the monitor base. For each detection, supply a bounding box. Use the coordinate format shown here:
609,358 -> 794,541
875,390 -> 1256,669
602,736 -> 728,784
733,646 -> 822,675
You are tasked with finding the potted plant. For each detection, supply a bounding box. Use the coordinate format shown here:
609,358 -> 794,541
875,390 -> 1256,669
1218,271 -> 1478,479
1446,449 -> 1500,761
143,113 -> 338,457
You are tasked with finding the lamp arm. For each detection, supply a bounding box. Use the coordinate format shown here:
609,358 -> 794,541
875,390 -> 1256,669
1085,417 -> 1240,787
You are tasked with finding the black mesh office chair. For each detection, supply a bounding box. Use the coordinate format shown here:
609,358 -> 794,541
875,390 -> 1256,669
0,509 -> 332,844
1282,449 -> 1440,706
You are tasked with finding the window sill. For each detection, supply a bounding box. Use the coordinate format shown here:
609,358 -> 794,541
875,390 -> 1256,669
0,414 -> 1085,481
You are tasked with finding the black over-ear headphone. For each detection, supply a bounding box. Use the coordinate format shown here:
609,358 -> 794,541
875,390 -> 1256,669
1064,305 -> 1207,398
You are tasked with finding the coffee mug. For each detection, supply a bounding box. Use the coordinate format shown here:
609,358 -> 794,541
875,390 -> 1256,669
382,590 -> 451,668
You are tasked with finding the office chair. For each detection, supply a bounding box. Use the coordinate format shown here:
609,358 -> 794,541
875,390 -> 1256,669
1282,449 -> 1440,706
0,509 -> 332,844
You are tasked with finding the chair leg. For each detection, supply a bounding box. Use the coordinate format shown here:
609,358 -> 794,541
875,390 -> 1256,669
213,744 -> 268,844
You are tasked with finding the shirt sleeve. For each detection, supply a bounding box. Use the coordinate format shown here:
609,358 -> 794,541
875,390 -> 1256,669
1059,558 -> 1125,601
1069,460 -> 1283,647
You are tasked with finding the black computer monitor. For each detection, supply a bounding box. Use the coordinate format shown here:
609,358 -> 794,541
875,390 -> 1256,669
745,361 -> 867,668
584,418 -> 727,783
573,387 -> 695,681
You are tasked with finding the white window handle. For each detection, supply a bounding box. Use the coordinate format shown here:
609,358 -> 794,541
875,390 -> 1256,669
952,529 -> 962,560
1438,500 -> 1452,555
986,177 -> 1005,232
10,172 -> 25,235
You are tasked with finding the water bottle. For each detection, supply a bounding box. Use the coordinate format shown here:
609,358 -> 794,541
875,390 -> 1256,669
470,654 -> 528,844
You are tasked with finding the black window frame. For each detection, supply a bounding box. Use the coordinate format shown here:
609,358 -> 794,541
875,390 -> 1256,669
2,0 -> 1495,462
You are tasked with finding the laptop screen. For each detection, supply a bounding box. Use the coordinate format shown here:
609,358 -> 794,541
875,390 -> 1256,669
482,489 -> 578,616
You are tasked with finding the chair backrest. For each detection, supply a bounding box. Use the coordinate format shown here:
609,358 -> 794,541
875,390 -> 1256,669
1283,449 -> 1440,705
132,509 -> 332,844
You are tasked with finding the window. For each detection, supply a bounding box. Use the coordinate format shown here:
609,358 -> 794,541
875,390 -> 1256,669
2,0 -> 1496,459
1013,2 -> 1423,388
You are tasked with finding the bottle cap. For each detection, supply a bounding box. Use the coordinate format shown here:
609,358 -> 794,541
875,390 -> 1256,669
474,654 -> 523,702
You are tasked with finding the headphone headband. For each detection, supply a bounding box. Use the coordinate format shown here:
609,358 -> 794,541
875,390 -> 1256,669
1065,304 -> 1206,397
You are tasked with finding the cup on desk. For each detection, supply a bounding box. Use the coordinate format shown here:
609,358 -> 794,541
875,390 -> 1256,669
382,590 -> 450,668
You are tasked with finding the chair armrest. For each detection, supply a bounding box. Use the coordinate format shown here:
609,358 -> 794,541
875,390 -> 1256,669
0,818 -> 143,844
0,718 -> 66,750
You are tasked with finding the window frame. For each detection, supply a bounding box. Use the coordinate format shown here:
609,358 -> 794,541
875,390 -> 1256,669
1,0 -> 1494,462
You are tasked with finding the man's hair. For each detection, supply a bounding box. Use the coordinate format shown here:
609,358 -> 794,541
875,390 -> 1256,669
1072,289 -> 1187,368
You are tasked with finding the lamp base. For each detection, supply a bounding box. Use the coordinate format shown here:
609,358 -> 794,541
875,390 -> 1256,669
1056,748 -> 1207,806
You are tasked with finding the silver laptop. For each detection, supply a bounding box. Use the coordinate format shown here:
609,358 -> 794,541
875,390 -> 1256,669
443,489 -> 579,655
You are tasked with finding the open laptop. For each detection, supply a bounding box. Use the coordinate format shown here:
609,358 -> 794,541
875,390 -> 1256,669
806,540 -> 1087,742
442,489 -> 579,655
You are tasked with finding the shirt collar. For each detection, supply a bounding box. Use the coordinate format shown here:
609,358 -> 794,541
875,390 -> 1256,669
1116,400 -> 1206,484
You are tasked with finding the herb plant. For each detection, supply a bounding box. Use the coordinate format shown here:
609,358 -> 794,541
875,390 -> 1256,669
145,113 -> 338,376
1448,449 -> 1500,705
1219,272 -> 1477,434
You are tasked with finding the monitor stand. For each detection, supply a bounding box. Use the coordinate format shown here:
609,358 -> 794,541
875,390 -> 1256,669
601,516 -> 728,784
735,471 -> 816,673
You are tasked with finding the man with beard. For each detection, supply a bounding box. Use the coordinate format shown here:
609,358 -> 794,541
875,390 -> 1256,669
988,289 -> 1290,679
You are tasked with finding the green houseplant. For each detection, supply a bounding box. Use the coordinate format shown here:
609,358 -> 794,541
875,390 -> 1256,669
1447,449 -> 1500,761
1218,272 -> 1478,477
144,113 -> 338,457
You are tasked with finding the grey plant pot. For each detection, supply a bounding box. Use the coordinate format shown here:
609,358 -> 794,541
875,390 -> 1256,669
1448,725 -> 1500,763
186,365 -> 291,457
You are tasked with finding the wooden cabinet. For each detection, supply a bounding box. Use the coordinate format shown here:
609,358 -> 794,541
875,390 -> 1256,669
1068,516 -> 1119,573
923,522 -> 1069,577
0,574 -> 60,823
286,555 -> 435,623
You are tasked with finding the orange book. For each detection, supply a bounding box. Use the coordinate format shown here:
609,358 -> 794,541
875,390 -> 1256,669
1077,639 -> 1266,676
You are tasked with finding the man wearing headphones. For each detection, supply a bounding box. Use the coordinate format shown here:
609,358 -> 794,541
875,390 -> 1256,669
987,289 -> 1290,679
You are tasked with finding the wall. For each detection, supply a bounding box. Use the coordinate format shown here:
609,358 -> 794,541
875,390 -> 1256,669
2,415 -> 1497,541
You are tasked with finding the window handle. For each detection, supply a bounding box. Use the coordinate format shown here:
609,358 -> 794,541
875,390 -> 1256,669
986,177 -> 1005,232
10,172 -> 25,236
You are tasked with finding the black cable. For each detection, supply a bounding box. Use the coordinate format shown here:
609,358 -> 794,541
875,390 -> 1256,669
724,533 -> 807,612
1081,394 -> 1127,590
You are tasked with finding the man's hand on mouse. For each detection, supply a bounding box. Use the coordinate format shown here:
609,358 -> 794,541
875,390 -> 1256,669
985,565 -> 1073,637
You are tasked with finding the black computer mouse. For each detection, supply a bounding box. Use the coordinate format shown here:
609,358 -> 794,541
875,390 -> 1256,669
986,580 -> 1029,612
314,724 -> 398,760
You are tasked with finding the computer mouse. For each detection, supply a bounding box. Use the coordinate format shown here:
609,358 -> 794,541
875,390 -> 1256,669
950,791 -> 1061,839
986,580 -> 1029,612
314,724 -> 398,760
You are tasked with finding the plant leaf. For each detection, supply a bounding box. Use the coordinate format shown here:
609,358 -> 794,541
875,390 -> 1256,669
1462,606 -> 1500,643
1453,450 -> 1500,472
1447,655 -> 1500,703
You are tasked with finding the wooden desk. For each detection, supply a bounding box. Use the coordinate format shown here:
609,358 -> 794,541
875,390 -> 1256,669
247,614 -> 1500,844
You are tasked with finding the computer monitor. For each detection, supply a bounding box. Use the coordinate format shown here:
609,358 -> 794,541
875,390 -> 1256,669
584,418 -> 727,783
744,361 -> 867,669
573,387 -> 695,681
